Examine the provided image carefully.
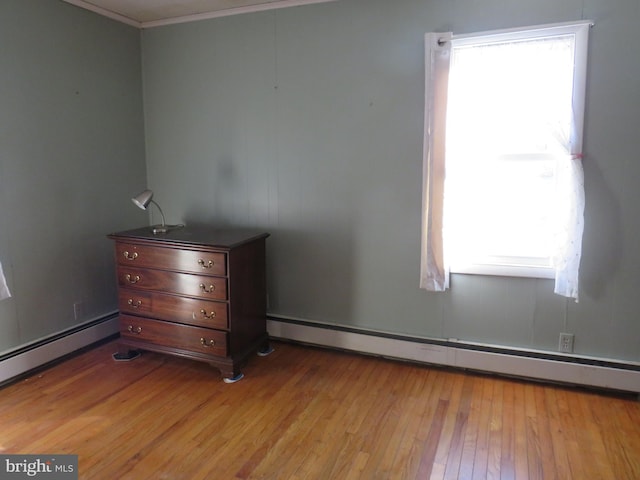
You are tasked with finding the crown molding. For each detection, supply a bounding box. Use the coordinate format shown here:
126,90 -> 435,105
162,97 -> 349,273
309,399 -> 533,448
62,0 -> 142,28
62,0 -> 337,29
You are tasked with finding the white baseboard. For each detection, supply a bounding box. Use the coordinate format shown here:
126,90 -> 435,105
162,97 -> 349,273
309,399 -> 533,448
267,318 -> 640,394
3,314 -> 637,394
0,314 -> 119,385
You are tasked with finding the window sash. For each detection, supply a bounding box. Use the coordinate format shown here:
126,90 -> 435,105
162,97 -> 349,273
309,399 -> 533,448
445,154 -> 564,278
451,21 -> 591,156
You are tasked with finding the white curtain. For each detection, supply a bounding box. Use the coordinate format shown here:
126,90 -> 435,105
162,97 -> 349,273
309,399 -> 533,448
0,261 -> 10,301
420,32 -> 451,291
552,25 -> 588,301
552,155 -> 584,301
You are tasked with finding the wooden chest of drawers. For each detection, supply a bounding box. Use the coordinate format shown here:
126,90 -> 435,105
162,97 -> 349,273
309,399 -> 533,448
108,227 -> 270,382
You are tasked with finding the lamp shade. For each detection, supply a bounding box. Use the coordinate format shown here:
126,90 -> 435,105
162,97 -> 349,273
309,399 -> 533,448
132,190 -> 154,210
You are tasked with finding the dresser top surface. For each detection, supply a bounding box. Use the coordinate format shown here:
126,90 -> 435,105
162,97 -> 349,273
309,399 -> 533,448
108,226 -> 269,249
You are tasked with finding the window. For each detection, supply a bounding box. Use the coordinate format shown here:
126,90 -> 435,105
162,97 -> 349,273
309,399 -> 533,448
421,22 -> 591,299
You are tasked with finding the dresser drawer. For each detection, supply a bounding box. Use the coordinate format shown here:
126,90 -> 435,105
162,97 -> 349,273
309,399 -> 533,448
117,267 -> 227,300
120,315 -> 228,357
116,242 -> 226,276
118,290 -> 228,330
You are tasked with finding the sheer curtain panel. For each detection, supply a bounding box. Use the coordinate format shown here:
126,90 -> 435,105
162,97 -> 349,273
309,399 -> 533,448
420,32 -> 451,292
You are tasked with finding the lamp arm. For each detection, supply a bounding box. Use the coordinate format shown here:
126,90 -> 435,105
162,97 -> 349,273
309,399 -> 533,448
149,199 -> 167,227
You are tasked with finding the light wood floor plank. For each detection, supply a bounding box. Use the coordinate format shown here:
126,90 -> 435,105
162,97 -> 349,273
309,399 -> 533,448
543,387 -> 572,480
486,377 -> 504,480
499,380 -> 516,480
470,376 -> 493,480
512,381 -> 529,480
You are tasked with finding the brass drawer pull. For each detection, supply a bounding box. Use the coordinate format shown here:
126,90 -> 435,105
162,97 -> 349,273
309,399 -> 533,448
127,325 -> 142,334
127,299 -> 142,309
200,337 -> 215,347
125,274 -> 141,284
198,259 -> 214,269
200,309 -> 216,319
199,283 -> 215,293
123,251 -> 138,260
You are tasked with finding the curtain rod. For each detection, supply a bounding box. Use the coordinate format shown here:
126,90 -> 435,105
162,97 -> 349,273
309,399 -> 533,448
437,20 -> 594,45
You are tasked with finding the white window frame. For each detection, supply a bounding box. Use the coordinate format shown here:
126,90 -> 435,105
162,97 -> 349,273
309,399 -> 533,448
443,21 -> 591,280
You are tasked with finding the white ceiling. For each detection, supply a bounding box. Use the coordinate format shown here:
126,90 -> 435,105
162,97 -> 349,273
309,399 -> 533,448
63,0 -> 336,28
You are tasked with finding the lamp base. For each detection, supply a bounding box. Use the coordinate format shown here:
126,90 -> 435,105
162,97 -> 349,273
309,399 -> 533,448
150,224 -> 184,235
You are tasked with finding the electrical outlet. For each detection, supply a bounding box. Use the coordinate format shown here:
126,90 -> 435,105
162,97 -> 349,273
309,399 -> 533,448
559,333 -> 574,353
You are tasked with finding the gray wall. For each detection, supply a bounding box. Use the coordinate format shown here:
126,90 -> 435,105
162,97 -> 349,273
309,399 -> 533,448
4,0 -> 635,363
141,0 -> 640,363
0,0 -> 147,353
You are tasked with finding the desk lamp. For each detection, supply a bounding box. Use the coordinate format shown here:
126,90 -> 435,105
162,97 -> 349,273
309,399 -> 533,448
131,189 -> 183,234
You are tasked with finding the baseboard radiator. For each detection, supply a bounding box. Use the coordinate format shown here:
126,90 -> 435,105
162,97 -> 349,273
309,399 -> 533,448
1,313 -> 637,394
0,313 -> 119,386
267,316 -> 640,394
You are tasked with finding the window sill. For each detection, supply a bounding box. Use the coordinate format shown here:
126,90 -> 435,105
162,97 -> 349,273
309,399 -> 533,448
449,264 -> 555,279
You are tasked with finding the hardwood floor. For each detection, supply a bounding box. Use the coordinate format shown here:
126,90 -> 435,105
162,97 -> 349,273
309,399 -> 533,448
1,339 -> 639,479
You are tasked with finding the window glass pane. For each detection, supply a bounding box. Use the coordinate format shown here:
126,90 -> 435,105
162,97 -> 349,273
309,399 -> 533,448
447,35 -> 575,156
444,32 -> 577,273
445,157 -> 556,267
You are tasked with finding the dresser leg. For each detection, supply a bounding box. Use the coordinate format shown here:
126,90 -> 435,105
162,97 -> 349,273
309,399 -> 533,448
112,346 -> 141,362
223,372 -> 245,384
257,343 -> 275,357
